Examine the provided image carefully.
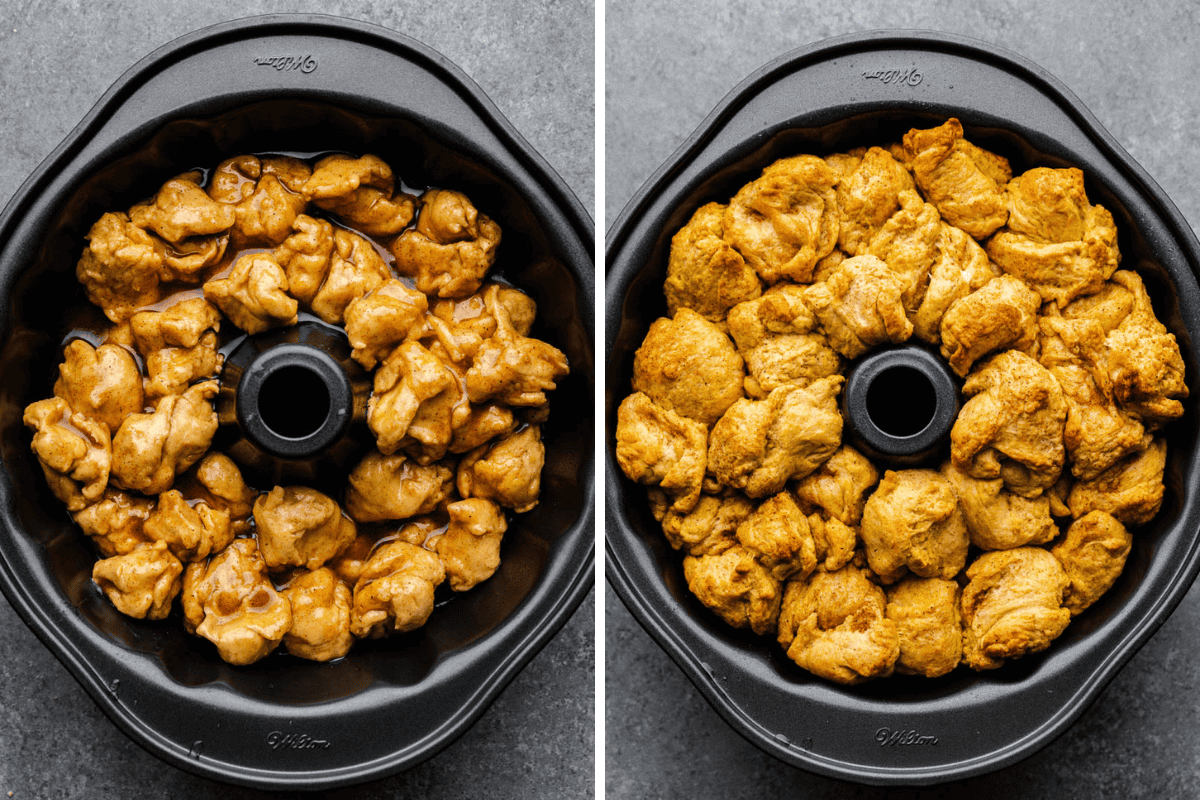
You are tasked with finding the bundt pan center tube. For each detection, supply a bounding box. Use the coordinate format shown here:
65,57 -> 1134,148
605,30 -> 1200,785
0,14 -> 594,791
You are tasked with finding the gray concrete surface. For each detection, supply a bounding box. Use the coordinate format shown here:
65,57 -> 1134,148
0,1 -> 594,798
606,1 -> 1200,798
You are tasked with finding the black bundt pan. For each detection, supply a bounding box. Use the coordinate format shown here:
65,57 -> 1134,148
0,14 -> 594,791
605,30 -> 1200,785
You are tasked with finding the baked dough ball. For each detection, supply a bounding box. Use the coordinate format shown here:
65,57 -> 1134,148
940,461 -> 1057,551
1051,511 -> 1132,616
792,444 -> 879,526
803,254 -> 913,359
665,201 -> 762,322
683,546 -> 782,636
632,307 -> 744,426
649,489 -> 754,557
939,274 -> 1041,377
777,563 -> 900,685
1066,438 -> 1167,527
615,392 -> 707,514
836,146 -> 915,256
860,469 -> 969,584
866,188 -> 941,313
726,284 -> 840,399
901,118 -> 1010,239
885,576 -> 963,678
911,222 -> 999,344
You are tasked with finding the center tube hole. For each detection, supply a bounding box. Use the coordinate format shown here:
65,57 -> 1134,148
865,365 -> 938,438
257,365 -> 331,440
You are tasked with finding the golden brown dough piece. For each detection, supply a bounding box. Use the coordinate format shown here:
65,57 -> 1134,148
130,298 -> 224,401
986,167 -> 1120,307
429,498 -> 508,591
707,376 -> 843,499
901,118 -> 1010,239
859,469 -> 969,584
178,452 -> 258,535
368,340 -> 462,457
885,576 -> 962,678
951,350 -> 1066,498
911,223 -> 999,344
53,339 -> 144,432
310,229 -> 393,325
130,171 -> 236,245
734,492 -> 818,582
726,285 -> 840,399
72,489 -> 154,558
305,153 -> 416,237
344,451 -> 455,523
631,307 -> 744,426
23,396 -> 112,512
272,214 -> 334,306
281,567 -> 355,662
350,541 -> 445,637
110,380 -> 219,495
143,489 -> 233,563
456,425 -> 544,513
866,189 -> 941,312
836,146 -> 916,257
92,540 -> 183,621
615,392 -> 707,514
665,202 -> 762,322
1067,438 -> 1167,527
208,155 -> 311,246
683,546 -> 782,635
940,461 -> 1058,551
182,538 -> 293,665
343,280 -> 430,369
723,154 -> 839,284
939,274 -> 1040,377
253,485 -> 357,571
203,253 -> 299,334
960,547 -> 1071,671
392,189 -> 501,299
463,285 -> 569,408
792,444 -> 879,526
1051,511 -> 1132,616
802,254 -> 912,359
648,489 -> 753,556
776,563 -> 899,684
76,211 -> 164,322
418,284 -> 537,367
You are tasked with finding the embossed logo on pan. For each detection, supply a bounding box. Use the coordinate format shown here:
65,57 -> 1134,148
266,731 -> 332,751
861,67 -> 923,86
875,727 -> 939,746
253,54 -> 319,74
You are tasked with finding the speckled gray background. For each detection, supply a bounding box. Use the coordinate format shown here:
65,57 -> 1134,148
606,1 -> 1200,798
0,1 -> 594,798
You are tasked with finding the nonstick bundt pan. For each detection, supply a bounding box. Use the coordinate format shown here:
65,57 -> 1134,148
0,14 -> 594,791
605,30 -> 1200,785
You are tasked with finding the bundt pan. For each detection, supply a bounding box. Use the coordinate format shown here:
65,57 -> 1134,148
0,14 -> 594,791
605,30 -> 1200,785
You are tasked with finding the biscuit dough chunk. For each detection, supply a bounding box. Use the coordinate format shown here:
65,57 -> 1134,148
940,461 -> 1058,550
203,253 -> 299,334
182,538 -> 293,665
456,425 -> 544,513
73,489 -> 154,558
392,188 -> 501,298
726,285 -> 840,399
254,485 -> 358,571
463,285 -> 570,408
343,280 -> 430,369
306,153 -> 416,237
734,492 -> 818,582
368,341 -> 462,456
282,567 -> 354,662
902,118 -> 1010,239
665,201 -> 762,322
939,274 -> 1040,377
76,212 -> 164,322
707,377 -> 843,499
911,223 -> 999,343
23,397 -> 112,512
793,444 -> 879,526
860,469 -> 969,584
986,167 -> 1120,307
776,563 -> 900,685
836,146 -> 916,257
885,576 -> 962,678
1067,438 -> 1167,527
683,546 -> 782,636
309,229 -> 392,325
53,339 -> 144,432
723,154 -> 839,284
418,284 -> 538,367
92,541 -> 183,621
178,452 -> 258,535
866,189 -> 941,312
951,351 -> 1067,498
802,255 -> 913,359
350,541 -> 445,637
429,498 -> 508,591
960,547 -> 1071,671
344,451 -> 455,523
631,307 -> 744,426
207,155 -> 310,246
649,489 -> 754,556
1051,511 -> 1132,616
129,171 -> 236,245
272,214 -> 335,306
143,489 -> 234,563
615,392 -> 707,514
130,297 -> 222,353
110,380 -> 218,495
